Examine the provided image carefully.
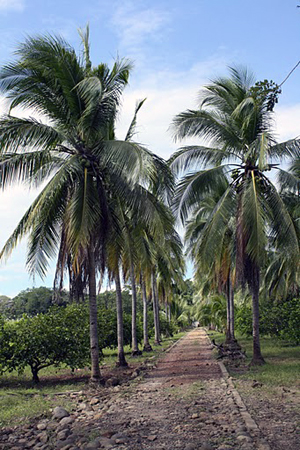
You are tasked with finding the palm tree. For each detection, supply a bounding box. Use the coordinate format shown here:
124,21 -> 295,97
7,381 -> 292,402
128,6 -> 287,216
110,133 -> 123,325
171,67 -> 300,364
0,29 -> 157,379
185,180 -> 238,346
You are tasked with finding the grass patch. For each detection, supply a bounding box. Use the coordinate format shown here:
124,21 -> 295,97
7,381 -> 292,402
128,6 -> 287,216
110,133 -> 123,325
0,330 -> 187,427
234,334 -> 300,388
206,330 -> 300,388
0,389 -> 74,428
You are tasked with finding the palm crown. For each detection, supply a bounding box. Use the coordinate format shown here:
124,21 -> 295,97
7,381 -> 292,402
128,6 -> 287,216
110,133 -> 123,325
0,31 -> 161,278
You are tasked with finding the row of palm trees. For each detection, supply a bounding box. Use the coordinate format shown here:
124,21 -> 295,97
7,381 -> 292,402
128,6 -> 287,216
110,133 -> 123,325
171,68 -> 300,364
0,30 -> 299,375
0,29 -> 185,380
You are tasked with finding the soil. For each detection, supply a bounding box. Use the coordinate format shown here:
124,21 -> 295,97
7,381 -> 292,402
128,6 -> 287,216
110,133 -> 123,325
0,328 -> 299,450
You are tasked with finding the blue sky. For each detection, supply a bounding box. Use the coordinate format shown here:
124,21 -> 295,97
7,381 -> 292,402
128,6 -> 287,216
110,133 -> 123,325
0,0 -> 300,296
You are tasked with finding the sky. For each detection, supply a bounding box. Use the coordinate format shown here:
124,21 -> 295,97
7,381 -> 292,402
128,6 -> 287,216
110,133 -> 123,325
0,0 -> 300,297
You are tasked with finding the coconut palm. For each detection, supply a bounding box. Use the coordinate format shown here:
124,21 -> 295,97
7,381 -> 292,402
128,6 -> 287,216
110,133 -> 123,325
0,29 -> 158,379
171,67 -> 300,364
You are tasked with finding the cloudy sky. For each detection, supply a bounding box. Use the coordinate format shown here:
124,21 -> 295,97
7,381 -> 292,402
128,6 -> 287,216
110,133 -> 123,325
0,0 -> 299,296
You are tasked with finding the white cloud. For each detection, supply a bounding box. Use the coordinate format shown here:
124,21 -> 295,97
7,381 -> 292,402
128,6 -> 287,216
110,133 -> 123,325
0,0 -> 24,12
111,1 -> 171,60
275,104 -> 300,142
116,67 -> 300,161
40,16 -> 78,41
116,58 -> 230,159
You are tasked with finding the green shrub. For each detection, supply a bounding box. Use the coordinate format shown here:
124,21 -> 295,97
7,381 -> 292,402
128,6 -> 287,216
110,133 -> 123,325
236,298 -> 300,344
279,299 -> 300,344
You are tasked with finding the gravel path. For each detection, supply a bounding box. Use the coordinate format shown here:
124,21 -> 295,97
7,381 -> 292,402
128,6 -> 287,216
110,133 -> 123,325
0,329 -> 281,449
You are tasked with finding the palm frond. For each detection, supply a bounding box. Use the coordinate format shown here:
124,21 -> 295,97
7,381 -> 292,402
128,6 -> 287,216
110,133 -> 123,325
241,172 -> 267,263
0,150 -> 63,188
277,167 -> 300,193
0,116 -> 64,153
125,98 -> 146,141
66,168 -> 101,258
169,145 -> 239,173
173,165 -> 230,223
264,178 -> 299,256
172,109 -> 241,150
194,186 -> 236,268
270,138 -> 300,161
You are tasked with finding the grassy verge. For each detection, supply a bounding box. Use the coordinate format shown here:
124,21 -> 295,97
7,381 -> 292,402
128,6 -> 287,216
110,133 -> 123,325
206,330 -> 300,388
0,330 -> 187,427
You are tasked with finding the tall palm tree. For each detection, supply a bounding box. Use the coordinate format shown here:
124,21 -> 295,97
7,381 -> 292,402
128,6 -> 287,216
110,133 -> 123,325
0,29 -> 157,379
171,67 -> 300,364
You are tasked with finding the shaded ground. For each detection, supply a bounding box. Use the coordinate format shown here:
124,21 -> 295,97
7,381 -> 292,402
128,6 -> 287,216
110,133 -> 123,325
0,328 -> 299,449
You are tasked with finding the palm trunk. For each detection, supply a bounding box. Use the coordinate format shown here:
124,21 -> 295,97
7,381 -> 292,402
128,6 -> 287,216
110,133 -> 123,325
167,304 -> 171,323
251,266 -> 265,365
130,260 -> 142,356
151,271 -> 161,344
165,300 -> 168,320
225,275 -> 240,349
225,278 -> 231,344
88,245 -> 102,381
154,278 -> 161,337
115,266 -> 128,367
142,277 -> 152,351
228,277 -> 236,342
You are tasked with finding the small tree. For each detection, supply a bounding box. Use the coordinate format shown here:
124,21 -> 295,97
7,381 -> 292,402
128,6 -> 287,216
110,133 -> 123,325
1,305 -> 90,382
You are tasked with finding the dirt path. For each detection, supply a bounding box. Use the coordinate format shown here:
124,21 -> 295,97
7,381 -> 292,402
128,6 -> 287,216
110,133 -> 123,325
58,329 -> 269,449
1,328 -> 293,449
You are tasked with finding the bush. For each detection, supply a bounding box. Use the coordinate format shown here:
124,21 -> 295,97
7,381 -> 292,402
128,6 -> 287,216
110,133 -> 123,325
236,298 -> 300,344
279,299 -> 300,344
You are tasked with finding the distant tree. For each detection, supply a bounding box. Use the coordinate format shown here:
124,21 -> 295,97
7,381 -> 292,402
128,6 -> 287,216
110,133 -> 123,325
10,287 -> 70,318
0,295 -> 12,317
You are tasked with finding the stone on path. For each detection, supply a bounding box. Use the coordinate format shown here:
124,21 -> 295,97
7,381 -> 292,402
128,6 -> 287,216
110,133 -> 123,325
52,406 -> 70,420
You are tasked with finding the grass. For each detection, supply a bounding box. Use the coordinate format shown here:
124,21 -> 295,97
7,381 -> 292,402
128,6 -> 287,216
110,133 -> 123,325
0,331 -> 186,428
207,330 -> 300,388
0,389 -> 74,428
